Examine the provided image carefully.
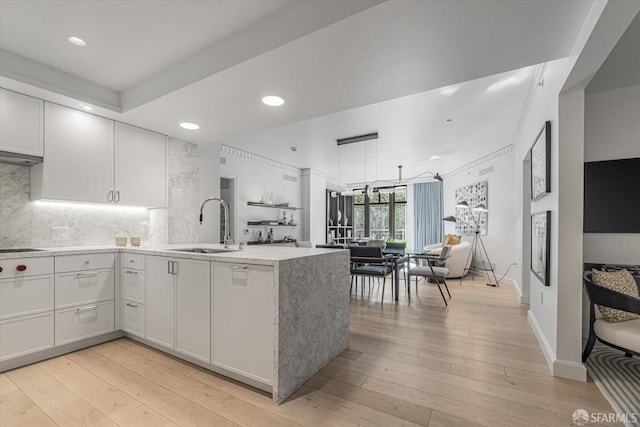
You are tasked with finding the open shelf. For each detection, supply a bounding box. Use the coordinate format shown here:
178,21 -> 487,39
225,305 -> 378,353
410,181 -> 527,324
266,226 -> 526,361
247,201 -> 301,210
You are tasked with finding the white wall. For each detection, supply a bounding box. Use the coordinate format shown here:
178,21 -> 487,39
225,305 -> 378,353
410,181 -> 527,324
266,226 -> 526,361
513,57 -> 572,376
583,85 -> 640,262
443,149 -> 517,286
301,169 -> 327,247
513,0 -> 640,381
220,146 -> 302,244
581,85 -> 640,336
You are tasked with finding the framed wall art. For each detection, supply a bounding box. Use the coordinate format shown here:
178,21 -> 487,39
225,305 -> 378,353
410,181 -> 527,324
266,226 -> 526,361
531,121 -> 551,201
454,180 -> 488,235
531,211 -> 551,286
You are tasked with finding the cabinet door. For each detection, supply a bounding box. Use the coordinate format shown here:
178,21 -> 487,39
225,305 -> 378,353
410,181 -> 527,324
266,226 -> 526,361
176,259 -> 210,363
40,102 -> 114,203
212,262 -> 274,385
0,88 -> 43,156
145,256 -> 175,349
115,122 -> 166,207
123,300 -> 145,338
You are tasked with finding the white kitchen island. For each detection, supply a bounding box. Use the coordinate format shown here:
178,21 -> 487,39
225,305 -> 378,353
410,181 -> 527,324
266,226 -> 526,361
0,244 -> 350,404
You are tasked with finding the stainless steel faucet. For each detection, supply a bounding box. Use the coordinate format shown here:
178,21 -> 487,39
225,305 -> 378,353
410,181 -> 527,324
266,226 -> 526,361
199,197 -> 232,248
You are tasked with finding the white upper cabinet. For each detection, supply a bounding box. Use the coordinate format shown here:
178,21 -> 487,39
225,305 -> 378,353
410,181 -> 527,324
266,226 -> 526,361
33,102 -> 114,203
0,88 -> 44,156
31,102 -> 167,207
115,122 -> 166,208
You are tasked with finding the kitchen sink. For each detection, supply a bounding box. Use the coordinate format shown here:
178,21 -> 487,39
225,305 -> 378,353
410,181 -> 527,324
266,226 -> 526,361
172,248 -> 235,254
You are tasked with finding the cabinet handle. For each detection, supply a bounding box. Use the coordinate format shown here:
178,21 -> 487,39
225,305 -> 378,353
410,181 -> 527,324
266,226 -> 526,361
76,272 -> 98,278
108,190 -> 114,202
168,260 -> 172,274
172,261 -> 178,275
124,270 -> 138,275
16,265 -> 27,272
75,305 -> 97,313
125,303 -> 138,308
0,267 -> 3,273
115,191 -> 120,203
231,265 -> 249,271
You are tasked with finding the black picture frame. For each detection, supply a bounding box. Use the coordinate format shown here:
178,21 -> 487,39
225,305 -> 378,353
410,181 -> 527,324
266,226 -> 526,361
531,211 -> 551,286
531,121 -> 551,201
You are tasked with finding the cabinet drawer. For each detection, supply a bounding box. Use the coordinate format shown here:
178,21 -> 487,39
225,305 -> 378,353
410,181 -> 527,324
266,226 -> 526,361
55,269 -> 114,309
0,275 -> 54,320
121,252 -> 145,271
122,268 -> 144,303
0,257 -> 53,279
55,300 -> 114,346
55,253 -> 114,273
0,312 -> 54,361
123,300 -> 145,338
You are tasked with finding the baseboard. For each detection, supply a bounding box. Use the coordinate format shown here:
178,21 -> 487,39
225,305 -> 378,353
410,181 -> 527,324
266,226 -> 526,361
553,359 -> 587,382
0,330 -> 124,372
500,276 -> 530,304
527,310 -> 554,374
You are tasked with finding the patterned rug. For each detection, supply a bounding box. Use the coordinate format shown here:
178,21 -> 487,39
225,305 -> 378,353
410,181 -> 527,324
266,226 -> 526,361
586,346 -> 640,427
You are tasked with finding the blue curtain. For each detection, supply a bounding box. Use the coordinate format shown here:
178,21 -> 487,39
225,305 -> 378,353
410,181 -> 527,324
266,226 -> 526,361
413,181 -> 443,250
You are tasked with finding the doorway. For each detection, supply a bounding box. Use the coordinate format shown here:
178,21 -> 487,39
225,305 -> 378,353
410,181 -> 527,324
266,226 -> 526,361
220,177 -> 235,244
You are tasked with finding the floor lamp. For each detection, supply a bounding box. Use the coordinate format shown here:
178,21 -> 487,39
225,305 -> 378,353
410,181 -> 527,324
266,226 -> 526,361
443,201 -> 499,287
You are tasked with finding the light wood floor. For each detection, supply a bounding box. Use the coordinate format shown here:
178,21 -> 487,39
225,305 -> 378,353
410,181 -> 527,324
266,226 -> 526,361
1,277 -> 619,427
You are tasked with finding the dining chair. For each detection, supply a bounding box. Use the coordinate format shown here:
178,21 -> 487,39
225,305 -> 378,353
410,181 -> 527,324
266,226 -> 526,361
366,239 -> 387,248
407,245 -> 452,306
349,246 -> 393,303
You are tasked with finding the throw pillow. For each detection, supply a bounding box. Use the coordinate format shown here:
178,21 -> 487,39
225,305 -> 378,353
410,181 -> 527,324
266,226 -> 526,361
591,269 -> 640,323
442,234 -> 461,246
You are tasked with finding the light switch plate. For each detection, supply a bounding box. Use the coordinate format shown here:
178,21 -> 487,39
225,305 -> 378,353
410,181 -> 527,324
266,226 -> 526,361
52,226 -> 68,240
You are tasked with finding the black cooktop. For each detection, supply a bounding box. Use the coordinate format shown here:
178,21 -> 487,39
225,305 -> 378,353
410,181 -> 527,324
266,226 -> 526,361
0,248 -> 45,253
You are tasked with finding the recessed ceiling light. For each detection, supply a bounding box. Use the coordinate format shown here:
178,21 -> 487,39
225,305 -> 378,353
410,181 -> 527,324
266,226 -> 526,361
82,105 -> 92,111
180,122 -> 200,130
68,36 -> 87,47
262,95 -> 285,107
430,155 -> 443,160
290,146 -> 298,152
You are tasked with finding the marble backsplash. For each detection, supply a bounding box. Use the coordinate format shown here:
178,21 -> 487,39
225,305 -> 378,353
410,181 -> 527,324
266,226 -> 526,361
0,140 -> 201,248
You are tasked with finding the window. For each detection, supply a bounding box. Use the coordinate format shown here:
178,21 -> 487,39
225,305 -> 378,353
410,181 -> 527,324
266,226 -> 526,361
353,188 -> 406,241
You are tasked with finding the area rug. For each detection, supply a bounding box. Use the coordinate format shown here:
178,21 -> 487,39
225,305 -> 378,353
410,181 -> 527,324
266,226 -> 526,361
586,346 -> 640,426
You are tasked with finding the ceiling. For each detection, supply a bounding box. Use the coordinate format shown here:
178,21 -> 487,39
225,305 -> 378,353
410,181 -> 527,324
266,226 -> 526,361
0,0 -> 598,180
586,11 -> 640,94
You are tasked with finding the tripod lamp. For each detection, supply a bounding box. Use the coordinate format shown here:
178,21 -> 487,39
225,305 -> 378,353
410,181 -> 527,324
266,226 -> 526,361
443,201 -> 498,287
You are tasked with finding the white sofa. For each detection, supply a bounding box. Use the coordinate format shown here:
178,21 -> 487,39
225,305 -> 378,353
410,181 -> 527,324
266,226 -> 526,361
423,240 -> 472,279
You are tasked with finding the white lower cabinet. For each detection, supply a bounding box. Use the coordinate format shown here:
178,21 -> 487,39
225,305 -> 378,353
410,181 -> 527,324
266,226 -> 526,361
55,300 -> 114,346
0,257 -> 54,362
0,312 -> 54,362
212,262 -> 274,385
122,253 -> 146,338
145,256 -> 210,362
145,256 -> 175,349
123,299 -> 145,337
53,254 -> 115,346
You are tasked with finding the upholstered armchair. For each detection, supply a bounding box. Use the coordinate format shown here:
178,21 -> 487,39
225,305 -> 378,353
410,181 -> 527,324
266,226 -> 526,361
582,271 -> 640,361
423,240 -> 472,279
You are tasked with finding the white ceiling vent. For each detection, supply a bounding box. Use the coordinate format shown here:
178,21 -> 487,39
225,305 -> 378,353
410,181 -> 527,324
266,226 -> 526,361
478,166 -> 494,176
283,174 -> 298,183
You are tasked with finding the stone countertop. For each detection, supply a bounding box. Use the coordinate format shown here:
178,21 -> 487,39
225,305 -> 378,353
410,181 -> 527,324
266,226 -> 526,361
0,243 -> 346,266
